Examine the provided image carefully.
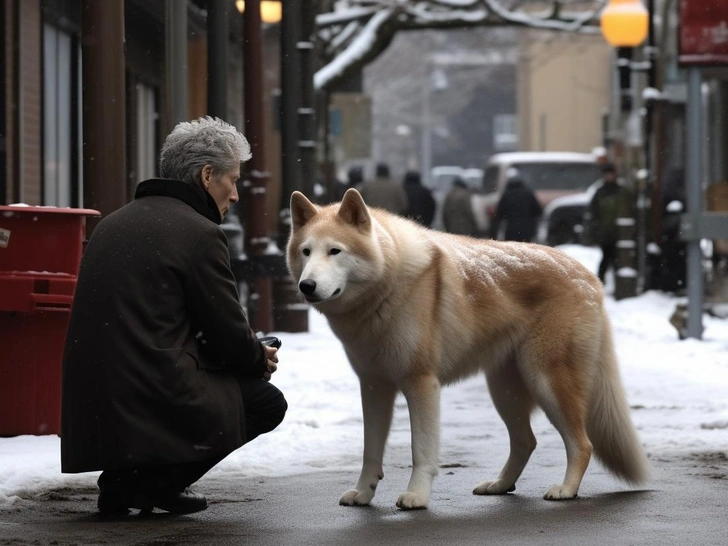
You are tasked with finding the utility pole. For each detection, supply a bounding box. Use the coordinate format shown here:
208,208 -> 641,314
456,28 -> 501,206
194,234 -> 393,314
207,0 -> 228,119
165,0 -> 188,132
280,0 -> 301,212
81,0 -> 127,232
684,67 -> 704,339
297,1 -> 316,199
242,0 -> 273,333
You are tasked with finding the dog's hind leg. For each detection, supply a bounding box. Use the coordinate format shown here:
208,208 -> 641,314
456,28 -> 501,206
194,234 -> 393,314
525,351 -> 593,501
339,376 -> 397,507
396,373 -> 441,510
474,360 -> 537,495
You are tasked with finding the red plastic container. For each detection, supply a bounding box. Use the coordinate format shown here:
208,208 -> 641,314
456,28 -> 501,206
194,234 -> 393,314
0,205 -> 100,436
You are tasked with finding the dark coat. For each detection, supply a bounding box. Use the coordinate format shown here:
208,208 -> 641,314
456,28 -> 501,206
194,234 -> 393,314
586,180 -> 635,245
61,178 -> 268,473
403,179 -> 436,227
359,176 -> 409,215
443,184 -> 478,236
491,180 -> 542,242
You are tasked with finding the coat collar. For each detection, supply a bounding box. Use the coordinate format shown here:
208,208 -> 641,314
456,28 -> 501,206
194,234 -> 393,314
135,178 -> 222,225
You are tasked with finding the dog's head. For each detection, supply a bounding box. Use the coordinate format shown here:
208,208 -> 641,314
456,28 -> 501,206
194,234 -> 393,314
286,189 -> 385,311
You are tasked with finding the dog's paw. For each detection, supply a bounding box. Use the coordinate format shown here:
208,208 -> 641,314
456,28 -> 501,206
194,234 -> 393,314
339,489 -> 373,507
395,491 -> 428,510
472,480 -> 516,495
543,484 -> 578,500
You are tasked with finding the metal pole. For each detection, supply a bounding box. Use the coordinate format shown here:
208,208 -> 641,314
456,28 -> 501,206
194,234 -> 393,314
685,67 -> 704,339
280,0 -> 300,210
421,66 -> 431,186
81,0 -> 127,232
640,0 -> 657,293
297,2 -> 316,199
165,0 -> 188,131
207,0 -> 227,119
242,0 -> 273,333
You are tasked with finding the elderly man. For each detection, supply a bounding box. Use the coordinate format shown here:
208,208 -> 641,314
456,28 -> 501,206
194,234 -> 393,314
61,117 -> 287,515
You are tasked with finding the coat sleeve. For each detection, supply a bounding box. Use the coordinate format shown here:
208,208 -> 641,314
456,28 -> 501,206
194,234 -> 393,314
184,227 -> 268,378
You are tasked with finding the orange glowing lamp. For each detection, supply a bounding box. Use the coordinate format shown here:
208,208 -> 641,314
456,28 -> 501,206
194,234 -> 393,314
600,0 -> 649,47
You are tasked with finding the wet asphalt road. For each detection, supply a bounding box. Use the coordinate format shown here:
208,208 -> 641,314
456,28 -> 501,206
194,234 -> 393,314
0,449 -> 726,545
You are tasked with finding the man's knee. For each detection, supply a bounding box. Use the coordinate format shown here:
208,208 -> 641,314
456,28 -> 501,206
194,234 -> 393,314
268,387 -> 288,430
257,383 -> 287,434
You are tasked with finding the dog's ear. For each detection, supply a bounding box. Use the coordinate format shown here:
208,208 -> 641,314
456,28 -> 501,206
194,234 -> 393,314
338,188 -> 371,231
290,191 -> 319,231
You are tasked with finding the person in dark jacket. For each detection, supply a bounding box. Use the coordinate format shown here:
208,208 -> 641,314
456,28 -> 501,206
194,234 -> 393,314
443,177 -> 478,236
584,163 -> 635,283
402,170 -> 436,226
490,176 -> 542,242
61,117 -> 287,515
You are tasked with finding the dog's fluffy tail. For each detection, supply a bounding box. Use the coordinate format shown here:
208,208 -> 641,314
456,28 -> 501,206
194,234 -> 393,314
587,309 -> 650,484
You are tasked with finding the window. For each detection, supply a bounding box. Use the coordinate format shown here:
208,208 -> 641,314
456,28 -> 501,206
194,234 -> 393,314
512,163 -> 603,192
493,114 -> 518,152
134,82 -> 158,182
43,24 -> 78,207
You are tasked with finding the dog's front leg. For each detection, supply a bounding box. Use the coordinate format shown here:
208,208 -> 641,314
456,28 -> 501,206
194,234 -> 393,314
339,377 -> 397,507
397,374 -> 441,510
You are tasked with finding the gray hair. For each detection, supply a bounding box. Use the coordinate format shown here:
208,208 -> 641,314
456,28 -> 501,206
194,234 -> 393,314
159,116 -> 252,185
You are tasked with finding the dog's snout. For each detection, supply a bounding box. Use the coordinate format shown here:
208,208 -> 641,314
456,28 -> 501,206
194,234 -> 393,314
299,279 -> 317,296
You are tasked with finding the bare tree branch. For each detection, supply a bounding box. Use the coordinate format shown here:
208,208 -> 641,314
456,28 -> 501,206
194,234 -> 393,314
315,0 -> 607,91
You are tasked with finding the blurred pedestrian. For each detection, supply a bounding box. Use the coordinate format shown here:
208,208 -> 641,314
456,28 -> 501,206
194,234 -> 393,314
402,170 -> 436,227
443,177 -> 478,236
584,163 -> 635,284
61,117 -> 287,515
359,162 -> 408,215
490,176 -> 542,242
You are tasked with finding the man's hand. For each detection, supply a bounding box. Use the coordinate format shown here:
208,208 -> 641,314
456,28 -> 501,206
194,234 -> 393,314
263,345 -> 278,381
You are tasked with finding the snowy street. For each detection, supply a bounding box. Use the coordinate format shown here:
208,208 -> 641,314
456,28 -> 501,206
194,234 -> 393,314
1,245 -> 726,507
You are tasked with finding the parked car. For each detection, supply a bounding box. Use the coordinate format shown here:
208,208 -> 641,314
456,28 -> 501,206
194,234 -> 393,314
461,168 -> 484,190
536,189 -> 590,246
474,152 -> 603,234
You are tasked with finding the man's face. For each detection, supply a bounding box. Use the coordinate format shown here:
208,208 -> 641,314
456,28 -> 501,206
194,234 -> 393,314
202,163 -> 240,218
604,171 -> 616,183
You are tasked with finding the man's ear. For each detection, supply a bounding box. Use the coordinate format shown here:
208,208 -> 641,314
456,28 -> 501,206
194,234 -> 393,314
290,191 -> 319,231
338,188 -> 371,231
201,165 -> 214,190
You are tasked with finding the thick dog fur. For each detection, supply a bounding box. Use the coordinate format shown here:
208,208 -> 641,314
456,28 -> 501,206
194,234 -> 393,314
286,188 -> 649,510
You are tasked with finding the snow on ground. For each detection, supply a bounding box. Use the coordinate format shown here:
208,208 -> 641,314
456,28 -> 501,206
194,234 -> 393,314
1,245 -> 726,507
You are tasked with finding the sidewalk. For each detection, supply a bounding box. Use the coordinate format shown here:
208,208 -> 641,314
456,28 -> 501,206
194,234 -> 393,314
1,445 -> 725,545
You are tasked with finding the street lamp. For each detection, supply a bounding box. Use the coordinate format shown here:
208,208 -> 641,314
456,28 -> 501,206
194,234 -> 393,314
600,0 -> 649,47
235,0 -> 282,24
600,0 -> 653,299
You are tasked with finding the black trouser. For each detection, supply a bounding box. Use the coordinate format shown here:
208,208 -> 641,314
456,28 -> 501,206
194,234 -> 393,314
598,242 -> 617,283
99,377 -> 287,492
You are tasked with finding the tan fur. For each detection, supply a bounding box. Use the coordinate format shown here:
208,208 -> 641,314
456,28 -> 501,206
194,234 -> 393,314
287,189 -> 649,509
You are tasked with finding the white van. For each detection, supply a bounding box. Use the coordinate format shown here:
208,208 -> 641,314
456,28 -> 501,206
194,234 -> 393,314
473,152 -> 602,234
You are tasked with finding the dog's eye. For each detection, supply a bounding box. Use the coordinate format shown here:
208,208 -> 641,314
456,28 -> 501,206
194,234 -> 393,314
302,248 -> 311,256
329,248 -> 341,256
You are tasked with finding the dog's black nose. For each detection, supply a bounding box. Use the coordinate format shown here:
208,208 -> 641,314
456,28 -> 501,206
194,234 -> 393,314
299,279 -> 317,296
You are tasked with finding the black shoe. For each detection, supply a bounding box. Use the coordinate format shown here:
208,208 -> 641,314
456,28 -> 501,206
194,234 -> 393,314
127,487 -> 208,514
97,483 -> 131,516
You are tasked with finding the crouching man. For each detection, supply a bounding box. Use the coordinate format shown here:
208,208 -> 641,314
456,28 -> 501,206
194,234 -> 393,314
61,117 -> 287,515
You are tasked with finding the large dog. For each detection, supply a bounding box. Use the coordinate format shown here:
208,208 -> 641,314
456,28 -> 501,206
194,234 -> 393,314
286,188 -> 648,510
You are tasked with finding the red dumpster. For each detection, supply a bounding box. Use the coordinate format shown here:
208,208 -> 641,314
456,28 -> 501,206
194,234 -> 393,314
0,205 -> 100,436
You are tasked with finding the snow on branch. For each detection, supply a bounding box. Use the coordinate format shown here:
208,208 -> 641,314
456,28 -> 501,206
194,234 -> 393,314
315,0 -> 607,91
